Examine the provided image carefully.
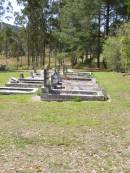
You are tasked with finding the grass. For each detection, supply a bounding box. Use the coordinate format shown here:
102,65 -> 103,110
0,71 -> 130,172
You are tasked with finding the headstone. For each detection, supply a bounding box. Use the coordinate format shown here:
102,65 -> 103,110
56,69 -> 62,84
40,70 -> 44,77
51,73 -> 59,87
19,73 -> 24,79
44,65 -> 49,87
63,65 -> 67,75
30,71 -> 34,78
51,70 -> 62,88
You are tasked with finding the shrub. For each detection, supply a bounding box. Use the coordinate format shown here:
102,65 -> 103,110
102,22 -> 130,72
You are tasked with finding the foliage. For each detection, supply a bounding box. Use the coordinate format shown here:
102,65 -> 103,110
15,0 -> 128,68
126,0 -> 130,13
0,0 -> 129,68
102,22 -> 130,71
0,27 -> 25,57
102,37 -> 123,71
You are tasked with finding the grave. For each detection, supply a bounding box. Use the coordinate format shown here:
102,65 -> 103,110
0,87 -> 38,95
0,70 -> 45,95
6,71 -> 44,88
6,81 -> 42,88
41,69 -> 108,101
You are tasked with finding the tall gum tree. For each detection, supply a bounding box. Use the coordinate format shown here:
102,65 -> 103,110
17,0 -> 48,70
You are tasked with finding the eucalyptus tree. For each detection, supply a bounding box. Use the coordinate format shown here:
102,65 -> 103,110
99,0 -> 128,36
127,0 -> 130,13
15,0 -> 129,69
52,0 -> 100,66
0,26 -> 24,68
17,0 -> 49,70
0,0 -> 13,23
0,0 -> 5,22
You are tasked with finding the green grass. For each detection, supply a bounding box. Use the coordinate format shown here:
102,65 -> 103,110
0,71 -> 18,85
0,71 -> 130,172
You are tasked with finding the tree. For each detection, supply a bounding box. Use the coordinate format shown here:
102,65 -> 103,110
127,0 -> 130,14
0,0 -> 13,23
52,0 -> 101,67
12,0 -> 128,69
102,22 -> 130,71
0,0 -> 5,21
17,0 -> 49,70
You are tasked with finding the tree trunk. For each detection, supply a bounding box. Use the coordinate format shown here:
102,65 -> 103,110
16,56 -> 19,70
97,11 -> 101,68
27,31 -> 30,68
71,56 -> 77,67
106,2 -> 110,36
48,46 -> 51,68
42,41 -> 46,66
20,56 -> 23,67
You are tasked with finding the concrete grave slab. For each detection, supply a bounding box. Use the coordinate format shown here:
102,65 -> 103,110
41,70 -> 108,101
0,87 -> 38,95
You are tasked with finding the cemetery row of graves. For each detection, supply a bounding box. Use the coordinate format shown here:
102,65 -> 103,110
0,67 -> 108,101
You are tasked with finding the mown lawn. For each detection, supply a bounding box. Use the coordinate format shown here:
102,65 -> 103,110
0,71 -> 130,172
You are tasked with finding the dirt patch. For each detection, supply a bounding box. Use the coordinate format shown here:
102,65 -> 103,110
121,92 -> 130,101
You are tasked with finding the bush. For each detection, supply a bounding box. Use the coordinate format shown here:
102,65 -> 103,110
0,65 -> 7,71
102,37 -> 122,71
102,22 -> 130,72
73,96 -> 82,102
